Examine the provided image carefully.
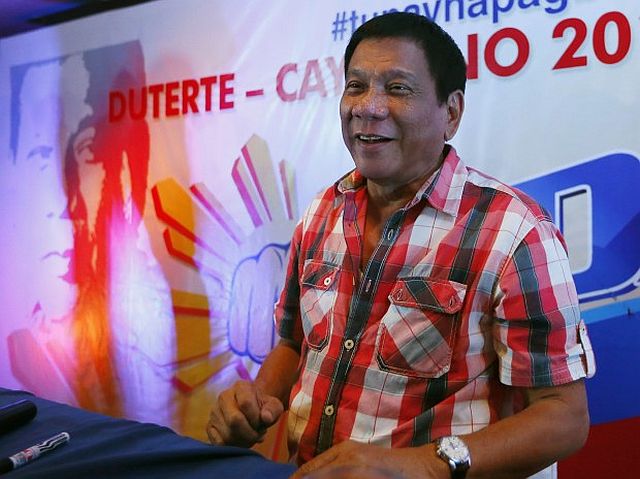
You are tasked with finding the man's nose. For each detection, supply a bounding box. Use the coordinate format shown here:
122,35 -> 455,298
351,89 -> 388,119
59,204 -> 71,220
45,204 -> 70,220
46,188 -> 71,221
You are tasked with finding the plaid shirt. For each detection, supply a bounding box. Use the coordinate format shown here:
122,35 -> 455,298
275,147 -> 595,464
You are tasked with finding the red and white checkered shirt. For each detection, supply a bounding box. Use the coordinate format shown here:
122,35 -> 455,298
275,147 -> 595,464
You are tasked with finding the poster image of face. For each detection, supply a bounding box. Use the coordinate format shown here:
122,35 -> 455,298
7,41 -> 155,416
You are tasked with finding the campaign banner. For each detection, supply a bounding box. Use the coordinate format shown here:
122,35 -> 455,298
0,0 -> 637,471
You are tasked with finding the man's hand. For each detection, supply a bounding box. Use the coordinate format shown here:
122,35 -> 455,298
207,380 -> 284,447
291,441 -> 450,479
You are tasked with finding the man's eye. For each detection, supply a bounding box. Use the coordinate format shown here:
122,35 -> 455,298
73,128 -> 99,164
389,84 -> 411,93
77,142 -> 93,157
27,145 -> 53,161
345,81 -> 363,91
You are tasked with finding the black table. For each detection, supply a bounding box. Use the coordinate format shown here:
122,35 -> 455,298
0,388 -> 295,478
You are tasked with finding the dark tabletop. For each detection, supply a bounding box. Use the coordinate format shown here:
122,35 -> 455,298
0,388 -> 295,478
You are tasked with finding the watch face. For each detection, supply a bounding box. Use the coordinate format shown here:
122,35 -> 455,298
442,436 -> 470,462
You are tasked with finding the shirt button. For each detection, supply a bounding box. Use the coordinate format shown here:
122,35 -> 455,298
344,339 -> 355,350
323,276 -> 332,286
324,404 -> 335,416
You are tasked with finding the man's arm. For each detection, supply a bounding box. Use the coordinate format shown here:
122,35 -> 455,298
208,217 -> 305,448
460,379 -> 589,478
293,218 -> 591,478
206,339 -> 300,447
293,379 -> 589,479
255,339 -> 301,406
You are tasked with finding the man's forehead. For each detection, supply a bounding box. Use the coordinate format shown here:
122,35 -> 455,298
346,66 -> 420,82
21,64 -> 61,103
350,36 -> 426,57
345,37 -> 430,79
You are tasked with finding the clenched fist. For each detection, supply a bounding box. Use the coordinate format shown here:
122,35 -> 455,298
207,380 -> 284,448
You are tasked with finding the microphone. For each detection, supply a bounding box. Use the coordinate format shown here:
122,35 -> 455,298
0,400 -> 37,434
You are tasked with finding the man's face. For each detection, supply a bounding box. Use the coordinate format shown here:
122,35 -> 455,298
340,37 -> 449,187
15,62 -> 83,318
74,124 -> 104,239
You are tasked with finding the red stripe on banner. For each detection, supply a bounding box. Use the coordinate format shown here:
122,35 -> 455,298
190,184 -> 243,245
245,89 -> 264,97
235,361 -> 251,381
152,186 -> 196,242
232,156 -> 263,227
163,229 -> 197,267
279,161 -> 293,220
242,145 -> 273,222
172,306 -> 210,317
558,416 -> 640,478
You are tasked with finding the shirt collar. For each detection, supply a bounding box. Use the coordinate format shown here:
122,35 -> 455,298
335,145 -> 468,217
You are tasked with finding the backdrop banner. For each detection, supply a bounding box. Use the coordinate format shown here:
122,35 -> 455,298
0,0 -> 638,471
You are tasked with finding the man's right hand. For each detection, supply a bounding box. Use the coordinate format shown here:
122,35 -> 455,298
206,380 -> 284,447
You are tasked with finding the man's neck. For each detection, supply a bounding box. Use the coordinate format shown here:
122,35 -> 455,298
365,145 -> 448,211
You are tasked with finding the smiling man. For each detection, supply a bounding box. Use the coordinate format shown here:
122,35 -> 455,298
207,12 -> 595,479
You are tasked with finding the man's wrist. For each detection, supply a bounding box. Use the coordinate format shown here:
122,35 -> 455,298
435,436 -> 471,479
420,443 -> 455,479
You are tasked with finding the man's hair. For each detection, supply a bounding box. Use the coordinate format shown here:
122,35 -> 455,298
344,12 -> 467,104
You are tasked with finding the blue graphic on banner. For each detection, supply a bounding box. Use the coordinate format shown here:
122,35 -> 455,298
514,153 -> 640,305
228,243 -> 289,363
515,153 -> 640,425
582,308 -> 640,424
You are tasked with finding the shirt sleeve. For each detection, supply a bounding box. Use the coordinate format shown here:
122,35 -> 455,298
493,218 -> 596,388
274,219 -> 304,346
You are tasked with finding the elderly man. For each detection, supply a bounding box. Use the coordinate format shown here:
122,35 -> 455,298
207,12 -> 595,479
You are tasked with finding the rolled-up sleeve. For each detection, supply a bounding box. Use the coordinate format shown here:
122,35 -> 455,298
493,219 -> 596,388
274,220 -> 304,346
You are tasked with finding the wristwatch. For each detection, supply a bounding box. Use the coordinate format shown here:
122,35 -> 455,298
435,435 -> 471,479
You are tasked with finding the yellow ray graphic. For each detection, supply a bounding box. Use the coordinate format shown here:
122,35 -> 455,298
174,313 -> 213,363
153,133 -> 298,393
152,178 -> 241,265
173,352 -> 233,393
279,159 -> 297,221
190,182 -> 244,245
171,289 -> 211,316
163,229 -> 230,286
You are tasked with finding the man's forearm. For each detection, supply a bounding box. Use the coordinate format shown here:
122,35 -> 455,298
255,339 -> 301,408
293,380 -> 589,479
407,380 -> 589,479
459,380 -> 589,479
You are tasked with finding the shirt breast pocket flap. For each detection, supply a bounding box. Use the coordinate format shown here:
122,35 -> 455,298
299,260 -> 340,350
377,278 -> 467,378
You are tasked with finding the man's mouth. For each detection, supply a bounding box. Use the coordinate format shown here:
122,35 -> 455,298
356,134 -> 392,144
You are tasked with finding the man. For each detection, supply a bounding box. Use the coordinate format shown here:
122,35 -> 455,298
207,13 -> 595,478
8,43 -> 174,426
6,58 -> 80,404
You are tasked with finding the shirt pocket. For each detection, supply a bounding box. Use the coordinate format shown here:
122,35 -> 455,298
376,277 -> 467,378
299,259 -> 340,351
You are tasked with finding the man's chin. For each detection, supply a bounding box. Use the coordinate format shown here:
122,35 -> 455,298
353,155 -> 394,176
354,169 -> 396,186
40,287 -> 78,320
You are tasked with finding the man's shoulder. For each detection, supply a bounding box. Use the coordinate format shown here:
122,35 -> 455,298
300,180 -> 346,221
463,166 -> 552,223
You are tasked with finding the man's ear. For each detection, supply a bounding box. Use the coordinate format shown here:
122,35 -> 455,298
444,90 -> 465,141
